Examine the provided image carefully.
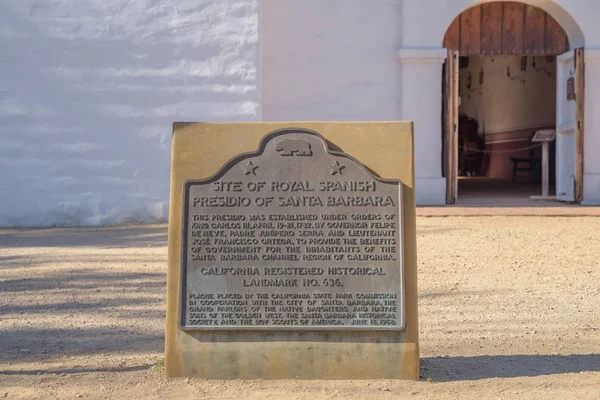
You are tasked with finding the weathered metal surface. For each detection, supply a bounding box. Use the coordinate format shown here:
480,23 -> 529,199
179,130 -> 404,330
567,76 -> 576,101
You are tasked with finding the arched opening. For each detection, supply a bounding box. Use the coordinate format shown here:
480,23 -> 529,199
441,1 -> 584,205
444,3 -> 569,55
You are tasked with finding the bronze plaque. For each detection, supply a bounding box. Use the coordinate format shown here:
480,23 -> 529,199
567,76 -> 576,101
179,129 -> 404,330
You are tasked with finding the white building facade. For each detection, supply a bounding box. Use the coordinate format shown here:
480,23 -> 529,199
1,0 -> 599,226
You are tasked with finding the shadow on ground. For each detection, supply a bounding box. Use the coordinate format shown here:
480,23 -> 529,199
1,267 -> 166,363
422,354 -> 600,381
0,269 -> 165,292
0,365 -> 153,376
2,326 -> 164,363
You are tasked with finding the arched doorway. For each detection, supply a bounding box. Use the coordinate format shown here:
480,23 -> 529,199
442,1 -> 584,205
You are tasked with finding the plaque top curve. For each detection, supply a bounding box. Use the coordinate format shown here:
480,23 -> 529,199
179,127 -> 406,331
182,128 -> 404,187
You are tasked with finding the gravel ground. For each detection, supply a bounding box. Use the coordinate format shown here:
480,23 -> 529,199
1,217 -> 599,399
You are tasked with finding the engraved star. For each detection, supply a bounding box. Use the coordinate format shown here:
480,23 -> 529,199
329,161 -> 345,176
242,160 -> 258,175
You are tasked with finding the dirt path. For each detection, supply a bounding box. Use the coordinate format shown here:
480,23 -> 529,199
1,217 -> 599,399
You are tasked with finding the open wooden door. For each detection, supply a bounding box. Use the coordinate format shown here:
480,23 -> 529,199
556,48 -> 584,202
575,48 -> 585,203
443,50 -> 459,204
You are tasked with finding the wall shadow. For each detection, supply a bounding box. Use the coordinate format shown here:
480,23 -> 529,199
421,354 -> 600,381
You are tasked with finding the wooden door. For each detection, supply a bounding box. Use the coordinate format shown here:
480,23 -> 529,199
556,48 -> 584,202
444,3 -> 569,56
575,48 -> 585,202
443,50 -> 459,204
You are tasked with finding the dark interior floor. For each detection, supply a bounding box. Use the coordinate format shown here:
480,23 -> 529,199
455,177 -> 561,207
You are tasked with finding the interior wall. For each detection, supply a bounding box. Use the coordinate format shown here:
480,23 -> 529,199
459,55 -> 556,179
459,55 -> 556,136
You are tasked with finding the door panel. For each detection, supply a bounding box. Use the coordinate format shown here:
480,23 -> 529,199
443,50 -> 459,204
575,48 -> 585,202
556,50 -> 578,202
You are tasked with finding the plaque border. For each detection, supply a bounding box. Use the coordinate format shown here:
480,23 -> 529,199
178,128 -> 406,331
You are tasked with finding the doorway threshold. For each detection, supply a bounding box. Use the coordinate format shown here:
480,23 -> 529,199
417,205 -> 600,217
418,178 -> 600,216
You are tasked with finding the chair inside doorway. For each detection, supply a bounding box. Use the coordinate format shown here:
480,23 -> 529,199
510,133 -> 555,184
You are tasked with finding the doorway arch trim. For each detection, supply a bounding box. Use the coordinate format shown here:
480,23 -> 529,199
440,0 -> 584,49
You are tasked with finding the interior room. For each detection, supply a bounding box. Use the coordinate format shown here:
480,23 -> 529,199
456,54 -> 557,203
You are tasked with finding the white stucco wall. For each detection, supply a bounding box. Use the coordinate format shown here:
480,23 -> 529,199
0,0 -> 259,227
260,0 -> 403,121
260,0 -> 449,205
